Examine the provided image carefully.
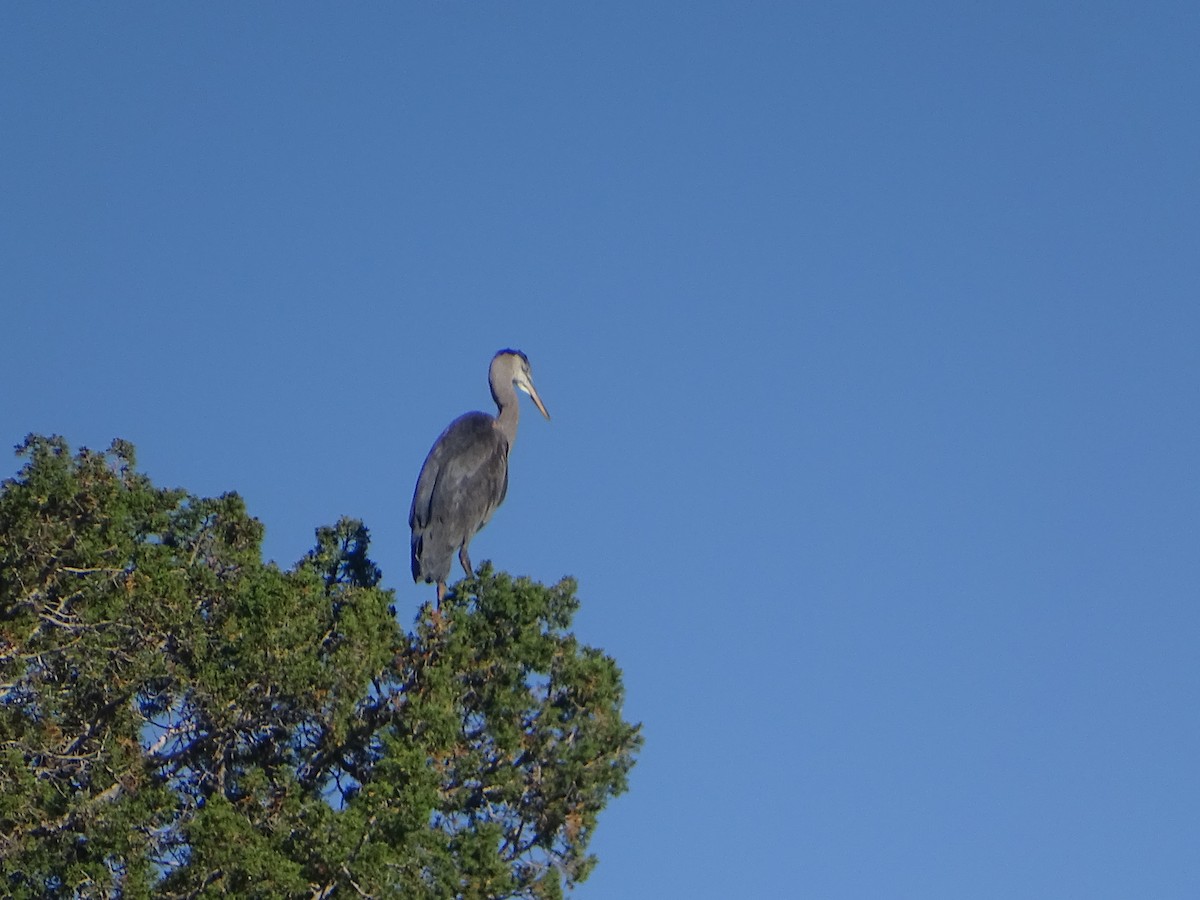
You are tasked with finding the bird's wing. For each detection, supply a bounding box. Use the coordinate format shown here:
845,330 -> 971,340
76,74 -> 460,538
409,436 -> 443,531
410,412 -> 509,531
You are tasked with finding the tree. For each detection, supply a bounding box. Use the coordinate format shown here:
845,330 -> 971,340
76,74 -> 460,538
0,436 -> 640,898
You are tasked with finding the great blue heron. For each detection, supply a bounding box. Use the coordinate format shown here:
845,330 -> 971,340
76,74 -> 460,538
409,349 -> 550,605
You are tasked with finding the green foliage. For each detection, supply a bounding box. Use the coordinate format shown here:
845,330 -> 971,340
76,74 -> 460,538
0,436 -> 640,898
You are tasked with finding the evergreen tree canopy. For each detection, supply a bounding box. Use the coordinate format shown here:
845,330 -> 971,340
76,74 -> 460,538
0,436 -> 640,898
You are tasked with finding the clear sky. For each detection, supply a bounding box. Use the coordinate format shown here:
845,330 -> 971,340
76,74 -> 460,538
3,3 -> 1199,897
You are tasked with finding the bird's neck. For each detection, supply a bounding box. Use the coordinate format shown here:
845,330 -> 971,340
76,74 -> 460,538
493,383 -> 520,447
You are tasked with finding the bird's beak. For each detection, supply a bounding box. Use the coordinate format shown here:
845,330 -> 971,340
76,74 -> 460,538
527,383 -> 551,420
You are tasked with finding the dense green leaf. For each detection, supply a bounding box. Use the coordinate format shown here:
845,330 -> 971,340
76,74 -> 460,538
0,436 -> 640,898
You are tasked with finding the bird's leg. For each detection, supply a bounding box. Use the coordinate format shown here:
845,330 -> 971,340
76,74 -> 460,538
459,546 -> 473,579
436,581 -> 447,608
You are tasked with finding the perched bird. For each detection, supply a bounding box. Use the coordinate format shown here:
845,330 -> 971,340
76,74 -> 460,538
409,349 -> 550,605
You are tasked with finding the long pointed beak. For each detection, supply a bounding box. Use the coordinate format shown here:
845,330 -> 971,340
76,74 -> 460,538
527,383 -> 550,420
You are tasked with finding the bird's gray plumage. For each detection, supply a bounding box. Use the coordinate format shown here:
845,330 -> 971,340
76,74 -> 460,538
409,350 -> 549,604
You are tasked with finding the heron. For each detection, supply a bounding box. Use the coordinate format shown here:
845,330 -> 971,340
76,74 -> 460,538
409,349 -> 551,605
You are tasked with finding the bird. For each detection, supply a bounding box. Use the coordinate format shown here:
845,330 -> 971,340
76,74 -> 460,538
409,349 -> 550,605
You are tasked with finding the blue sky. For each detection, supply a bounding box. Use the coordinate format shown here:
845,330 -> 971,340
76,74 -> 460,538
3,3 -> 1199,896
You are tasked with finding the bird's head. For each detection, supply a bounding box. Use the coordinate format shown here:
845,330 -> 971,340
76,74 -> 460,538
494,349 -> 550,420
